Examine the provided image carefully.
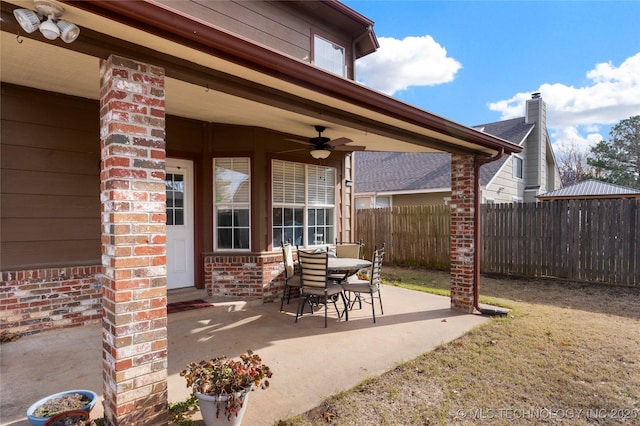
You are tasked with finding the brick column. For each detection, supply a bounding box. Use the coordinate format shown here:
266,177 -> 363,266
100,55 -> 168,424
450,153 -> 476,312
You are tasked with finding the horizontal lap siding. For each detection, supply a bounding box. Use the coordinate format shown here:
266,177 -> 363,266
158,0 -> 311,60
1,85 -> 100,269
157,0 -> 356,78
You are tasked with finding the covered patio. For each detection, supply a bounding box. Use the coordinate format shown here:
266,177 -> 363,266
0,285 -> 488,425
1,1 -> 521,423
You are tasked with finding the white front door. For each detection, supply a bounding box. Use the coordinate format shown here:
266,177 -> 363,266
166,159 -> 194,289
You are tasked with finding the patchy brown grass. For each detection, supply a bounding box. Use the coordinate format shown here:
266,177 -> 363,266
280,267 -> 640,425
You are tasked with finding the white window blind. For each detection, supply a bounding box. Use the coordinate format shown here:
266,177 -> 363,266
313,35 -> 346,77
272,160 -> 305,204
272,160 -> 335,247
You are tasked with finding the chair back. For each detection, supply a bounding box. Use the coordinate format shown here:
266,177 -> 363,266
282,242 -> 296,279
369,245 -> 385,288
335,241 -> 362,259
298,250 -> 329,289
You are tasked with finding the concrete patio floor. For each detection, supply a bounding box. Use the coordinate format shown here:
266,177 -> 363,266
1,285 -> 488,425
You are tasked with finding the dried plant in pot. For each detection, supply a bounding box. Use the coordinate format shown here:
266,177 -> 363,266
43,410 -> 92,426
26,390 -> 98,426
180,350 -> 272,425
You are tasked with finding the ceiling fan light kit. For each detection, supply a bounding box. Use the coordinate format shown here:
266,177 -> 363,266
284,125 -> 364,159
13,0 -> 80,43
310,149 -> 331,159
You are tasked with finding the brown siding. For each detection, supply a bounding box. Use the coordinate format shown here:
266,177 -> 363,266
1,84 -> 100,269
158,1 -> 309,59
156,0 -> 356,78
1,84 -> 350,270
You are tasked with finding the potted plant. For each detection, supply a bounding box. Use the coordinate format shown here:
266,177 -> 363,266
26,390 -> 98,426
180,349 -> 272,426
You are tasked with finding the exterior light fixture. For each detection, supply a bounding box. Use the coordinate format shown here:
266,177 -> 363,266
13,0 -> 80,43
310,149 -> 331,159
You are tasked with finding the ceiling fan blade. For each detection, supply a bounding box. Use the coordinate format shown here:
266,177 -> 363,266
278,147 -> 309,154
333,145 -> 366,151
325,137 -> 353,148
285,137 -> 311,145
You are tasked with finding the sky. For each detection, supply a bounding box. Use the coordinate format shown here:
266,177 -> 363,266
343,1 -> 640,155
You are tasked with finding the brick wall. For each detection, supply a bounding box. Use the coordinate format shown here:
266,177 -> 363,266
205,253 -> 285,302
450,153 -> 476,312
100,55 -> 168,425
0,266 -> 102,335
0,252 -> 287,336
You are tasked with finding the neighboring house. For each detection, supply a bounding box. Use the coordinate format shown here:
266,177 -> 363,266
355,93 -> 561,207
538,179 -> 640,201
1,0 -> 521,422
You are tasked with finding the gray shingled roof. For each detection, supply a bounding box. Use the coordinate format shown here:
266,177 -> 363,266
354,117 -> 533,193
538,179 -> 640,199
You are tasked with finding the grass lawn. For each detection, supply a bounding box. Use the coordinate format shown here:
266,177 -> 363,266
281,266 -> 640,425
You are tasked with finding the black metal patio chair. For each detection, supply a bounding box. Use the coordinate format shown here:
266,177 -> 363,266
295,249 -> 349,328
341,244 -> 385,323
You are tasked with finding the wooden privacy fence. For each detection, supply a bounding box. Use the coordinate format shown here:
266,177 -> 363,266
355,205 -> 450,269
355,199 -> 639,286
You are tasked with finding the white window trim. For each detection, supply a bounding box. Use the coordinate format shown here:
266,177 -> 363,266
312,33 -> 346,77
513,155 -> 524,180
272,160 -> 336,248
355,196 -> 373,210
213,157 -> 251,251
374,195 -> 392,209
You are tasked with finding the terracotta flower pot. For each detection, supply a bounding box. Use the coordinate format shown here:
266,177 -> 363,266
43,410 -> 89,426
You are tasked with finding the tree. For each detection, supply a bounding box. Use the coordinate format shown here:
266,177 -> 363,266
587,115 -> 640,189
556,142 -> 594,187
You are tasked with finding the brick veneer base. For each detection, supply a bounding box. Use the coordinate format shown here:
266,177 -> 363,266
204,253 -> 286,302
0,265 -> 102,336
0,253 -> 287,336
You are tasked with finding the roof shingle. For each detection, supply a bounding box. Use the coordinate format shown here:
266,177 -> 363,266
355,117 -> 534,193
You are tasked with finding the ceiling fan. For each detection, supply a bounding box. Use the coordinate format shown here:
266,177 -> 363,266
284,125 -> 365,159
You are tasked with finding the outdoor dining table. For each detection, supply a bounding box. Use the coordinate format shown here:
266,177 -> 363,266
327,257 -> 372,281
324,257 -> 372,320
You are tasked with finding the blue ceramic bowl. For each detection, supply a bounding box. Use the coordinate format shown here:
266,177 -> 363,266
26,389 -> 98,426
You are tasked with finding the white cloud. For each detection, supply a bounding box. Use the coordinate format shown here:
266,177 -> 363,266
551,127 -> 604,156
489,52 -> 640,152
355,35 -> 462,95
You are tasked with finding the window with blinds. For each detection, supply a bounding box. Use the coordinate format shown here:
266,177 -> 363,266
313,34 -> 346,77
272,160 -> 335,248
214,158 -> 250,250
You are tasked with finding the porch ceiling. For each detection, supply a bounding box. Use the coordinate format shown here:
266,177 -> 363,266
1,0 -> 521,156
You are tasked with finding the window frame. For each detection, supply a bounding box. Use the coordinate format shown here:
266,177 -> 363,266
513,155 -> 524,179
272,159 -> 336,249
355,196 -> 373,210
312,32 -> 346,77
165,172 -> 186,226
213,157 -> 251,251
374,195 -> 392,209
